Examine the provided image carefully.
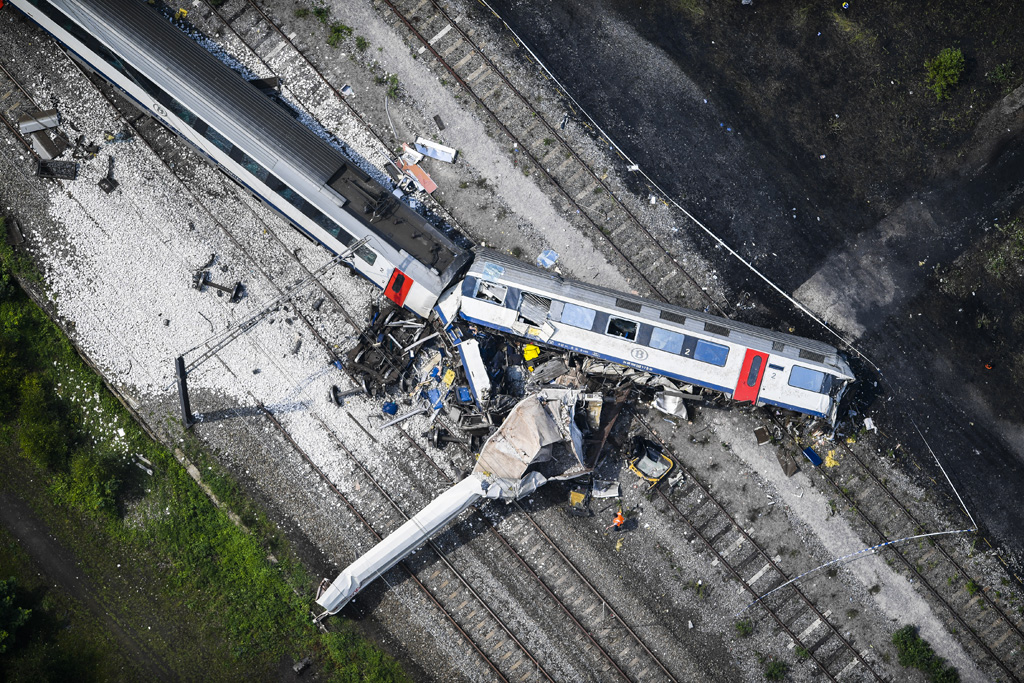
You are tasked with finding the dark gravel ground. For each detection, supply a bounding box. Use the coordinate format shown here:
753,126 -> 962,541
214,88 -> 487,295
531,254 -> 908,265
483,0 -> 1024,570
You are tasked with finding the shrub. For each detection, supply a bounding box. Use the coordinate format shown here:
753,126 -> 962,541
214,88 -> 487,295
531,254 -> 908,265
18,375 -> 70,470
355,36 -> 369,52
892,625 -> 960,682
925,48 -> 965,100
764,658 -> 788,681
988,61 -> 1017,94
312,6 -> 329,24
327,23 -> 352,47
0,577 -> 31,654
735,619 -> 754,637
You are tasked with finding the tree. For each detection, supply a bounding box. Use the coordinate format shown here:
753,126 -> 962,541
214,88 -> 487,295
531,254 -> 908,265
0,577 -> 31,654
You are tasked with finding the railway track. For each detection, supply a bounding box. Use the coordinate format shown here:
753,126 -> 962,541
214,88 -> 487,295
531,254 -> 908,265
194,0 -> 727,317
60,34 -> 684,679
0,60 -> 44,157
767,413 -> 1024,682
632,414 -> 883,682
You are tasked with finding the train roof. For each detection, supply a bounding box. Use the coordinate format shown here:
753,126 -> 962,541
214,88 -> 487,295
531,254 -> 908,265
469,248 -> 851,374
56,0 -> 467,280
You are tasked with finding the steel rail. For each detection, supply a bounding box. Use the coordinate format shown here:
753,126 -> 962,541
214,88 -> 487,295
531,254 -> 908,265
405,0 -> 728,317
634,414 -> 883,682
765,413 -> 1021,682
396,424 -> 676,683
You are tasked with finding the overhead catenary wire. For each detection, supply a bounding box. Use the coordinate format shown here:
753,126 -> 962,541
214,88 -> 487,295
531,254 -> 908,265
474,0 -> 980,531
735,528 -> 977,617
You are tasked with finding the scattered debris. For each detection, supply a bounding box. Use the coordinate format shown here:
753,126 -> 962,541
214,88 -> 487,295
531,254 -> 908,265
775,450 -> 799,477
433,114 -> 446,131
754,426 -> 771,445
653,389 -> 689,420
864,417 -> 877,433
35,159 -> 78,180
30,130 -> 64,160
17,108 -> 59,134
192,269 -> 244,303
535,248 -> 558,269
628,436 -> 674,488
801,446 -> 823,467
414,136 -> 457,163
592,479 -> 621,499
5,217 -> 25,246
567,486 -> 591,516
97,155 -> 119,193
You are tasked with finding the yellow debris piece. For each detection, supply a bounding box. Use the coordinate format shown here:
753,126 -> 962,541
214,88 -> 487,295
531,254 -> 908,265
846,435 -> 857,444
174,8 -> 188,19
523,344 -> 541,361
569,491 -> 586,507
615,538 -> 624,552
824,453 -> 840,468
442,369 -> 456,386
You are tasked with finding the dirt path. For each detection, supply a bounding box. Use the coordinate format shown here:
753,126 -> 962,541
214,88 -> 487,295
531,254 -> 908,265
0,492 -> 177,682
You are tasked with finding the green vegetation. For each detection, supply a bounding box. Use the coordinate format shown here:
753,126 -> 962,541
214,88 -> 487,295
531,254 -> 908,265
794,645 -> 810,662
764,659 -> 789,681
385,74 -> 400,99
734,619 -> 754,637
327,23 -> 353,48
925,48 -> 965,100
294,7 -> 310,19
965,579 -> 981,596
355,36 -> 369,52
0,577 -> 31,654
988,61 -> 1017,94
891,625 -> 960,682
0,222 -> 409,680
312,6 -> 330,24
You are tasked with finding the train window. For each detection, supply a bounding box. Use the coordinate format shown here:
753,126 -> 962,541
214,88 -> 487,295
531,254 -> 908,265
561,303 -> 597,330
204,127 -> 234,155
606,317 -> 638,341
167,100 -> 199,127
693,339 -> 729,367
789,366 -> 827,393
649,328 -> 684,355
746,356 -> 764,387
355,245 -> 377,266
241,159 -> 269,183
474,281 -> 507,305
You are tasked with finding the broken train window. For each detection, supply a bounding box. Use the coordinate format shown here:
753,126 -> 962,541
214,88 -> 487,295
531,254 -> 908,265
518,292 -> 552,325
474,280 -> 507,305
606,317 -> 638,341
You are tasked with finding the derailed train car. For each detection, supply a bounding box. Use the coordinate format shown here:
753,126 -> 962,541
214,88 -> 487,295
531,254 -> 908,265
11,0 -> 470,318
12,0 -> 854,422
444,250 -> 854,423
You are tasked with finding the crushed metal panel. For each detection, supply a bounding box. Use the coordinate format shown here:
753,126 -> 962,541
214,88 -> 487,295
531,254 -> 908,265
30,131 -> 60,160
592,480 -> 621,499
473,397 -> 563,481
414,136 -> 457,163
775,449 -> 799,477
457,338 -> 491,407
653,390 -> 688,420
17,108 -> 59,134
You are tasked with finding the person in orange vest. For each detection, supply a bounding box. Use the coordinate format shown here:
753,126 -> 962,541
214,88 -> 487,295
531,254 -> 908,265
606,509 -> 626,531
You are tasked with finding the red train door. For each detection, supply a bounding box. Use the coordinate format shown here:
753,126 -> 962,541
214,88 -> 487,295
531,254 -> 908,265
734,349 -> 768,404
384,268 -> 413,307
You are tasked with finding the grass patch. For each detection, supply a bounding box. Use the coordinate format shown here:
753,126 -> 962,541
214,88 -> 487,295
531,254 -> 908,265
312,6 -> 330,24
294,7 -> 310,18
891,625 -> 960,682
0,223 -> 409,681
965,579 -> 981,596
734,619 -> 753,637
925,48 -> 965,101
327,23 -> 353,48
355,36 -> 369,52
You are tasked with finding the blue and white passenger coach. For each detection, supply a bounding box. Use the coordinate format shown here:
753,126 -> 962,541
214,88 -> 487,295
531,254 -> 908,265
452,250 -> 855,423
11,0 -> 470,317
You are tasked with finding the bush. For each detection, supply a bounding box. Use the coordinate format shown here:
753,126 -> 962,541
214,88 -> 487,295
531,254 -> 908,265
355,36 -> 369,52
892,625 -> 960,682
327,23 -> 353,48
925,48 -> 965,100
0,577 -> 31,654
763,658 -> 788,681
735,619 -> 754,637
18,375 -> 70,470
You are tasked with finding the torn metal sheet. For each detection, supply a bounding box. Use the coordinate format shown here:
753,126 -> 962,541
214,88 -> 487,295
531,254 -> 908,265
754,427 -> 771,445
414,136 -> 457,163
653,389 -> 688,420
17,108 -> 59,134
592,479 -> 621,499
400,143 -> 424,165
398,160 -> 437,194
30,131 -> 61,160
456,338 -> 491,407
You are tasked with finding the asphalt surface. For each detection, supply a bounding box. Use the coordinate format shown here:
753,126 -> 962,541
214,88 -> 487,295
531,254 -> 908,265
486,0 -> 1024,567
